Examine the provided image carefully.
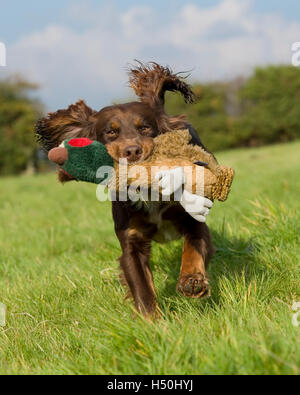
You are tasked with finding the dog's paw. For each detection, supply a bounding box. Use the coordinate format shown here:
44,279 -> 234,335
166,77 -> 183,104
176,273 -> 210,299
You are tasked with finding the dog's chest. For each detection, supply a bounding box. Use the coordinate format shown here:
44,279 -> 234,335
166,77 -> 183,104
143,202 -> 181,244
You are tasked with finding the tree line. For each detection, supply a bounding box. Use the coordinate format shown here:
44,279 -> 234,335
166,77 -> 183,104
166,65 -> 300,151
0,76 -> 43,175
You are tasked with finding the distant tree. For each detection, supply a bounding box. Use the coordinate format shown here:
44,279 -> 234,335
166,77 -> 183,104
0,76 -> 43,175
165,66 -> 300,151
237,65 -> 300,146
165,79 -> 244,151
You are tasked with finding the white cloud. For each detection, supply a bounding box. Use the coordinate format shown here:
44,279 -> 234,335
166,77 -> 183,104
121,6 -> 154,38
5,0 -> 300,110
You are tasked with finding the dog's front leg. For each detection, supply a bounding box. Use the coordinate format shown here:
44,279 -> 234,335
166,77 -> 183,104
177,218 -> 214,298
112,201 -> 157,317
117,228 -> 157,316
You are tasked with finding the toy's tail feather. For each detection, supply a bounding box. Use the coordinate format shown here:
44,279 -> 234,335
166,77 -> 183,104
212,166 -> 235,201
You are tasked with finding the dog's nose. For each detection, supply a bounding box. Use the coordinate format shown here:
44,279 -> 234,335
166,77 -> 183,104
123,145 -> 143,162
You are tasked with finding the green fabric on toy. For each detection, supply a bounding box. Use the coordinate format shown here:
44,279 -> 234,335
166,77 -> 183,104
48,137 -> 114,184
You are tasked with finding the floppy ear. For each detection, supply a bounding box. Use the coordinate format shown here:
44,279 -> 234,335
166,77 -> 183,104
35,100 -> 97,151
128,61 -> 195,109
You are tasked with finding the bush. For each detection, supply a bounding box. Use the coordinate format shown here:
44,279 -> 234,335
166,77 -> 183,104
0,77 -> 43,175
237,65 -> 300,146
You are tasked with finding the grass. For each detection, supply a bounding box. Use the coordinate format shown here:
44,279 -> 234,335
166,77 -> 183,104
0,141 -> 299,375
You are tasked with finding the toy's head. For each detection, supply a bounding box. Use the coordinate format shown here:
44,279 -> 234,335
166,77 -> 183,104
49,137 -> 114,184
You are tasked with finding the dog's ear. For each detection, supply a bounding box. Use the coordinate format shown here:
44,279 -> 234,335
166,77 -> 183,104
128,61 -> 195,109
35,100 -> 97,151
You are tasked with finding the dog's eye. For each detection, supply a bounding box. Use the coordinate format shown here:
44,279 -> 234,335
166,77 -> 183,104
138,125 -> 149,133
106,130 -> 118,137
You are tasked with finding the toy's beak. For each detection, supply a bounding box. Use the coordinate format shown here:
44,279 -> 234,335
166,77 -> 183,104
48,147 -> 68,166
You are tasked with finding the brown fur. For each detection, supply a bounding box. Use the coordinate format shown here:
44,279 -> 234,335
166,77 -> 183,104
128,61 -> 195,107
35,100 -> 97,151
35,61 -> 216,317
106,136 -> 154,163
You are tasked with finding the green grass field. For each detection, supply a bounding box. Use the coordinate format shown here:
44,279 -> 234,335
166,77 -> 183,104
0,141 -> 299,375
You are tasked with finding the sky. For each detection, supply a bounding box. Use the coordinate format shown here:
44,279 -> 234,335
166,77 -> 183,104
1,0 -> 300,111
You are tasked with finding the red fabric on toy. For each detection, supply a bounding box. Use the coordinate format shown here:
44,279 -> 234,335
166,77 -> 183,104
68,138 -> 93,147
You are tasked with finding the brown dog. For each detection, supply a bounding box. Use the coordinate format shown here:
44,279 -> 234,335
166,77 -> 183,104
36,62 -> 215,317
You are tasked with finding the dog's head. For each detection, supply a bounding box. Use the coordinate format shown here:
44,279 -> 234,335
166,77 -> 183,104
36,62 -> 195,177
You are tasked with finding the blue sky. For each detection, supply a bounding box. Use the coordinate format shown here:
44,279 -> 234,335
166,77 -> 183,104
1,0 -> 300,110
1,0 -> 300,43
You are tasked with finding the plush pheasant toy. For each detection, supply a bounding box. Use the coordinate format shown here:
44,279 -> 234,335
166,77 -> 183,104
48,130 -> 235,202
49,137 -> 114,184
